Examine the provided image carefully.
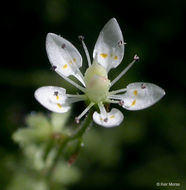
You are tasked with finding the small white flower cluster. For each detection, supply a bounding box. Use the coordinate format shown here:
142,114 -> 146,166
35,18 -> 165,127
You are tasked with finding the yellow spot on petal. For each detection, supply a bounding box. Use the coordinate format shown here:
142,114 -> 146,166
131,99 -> 136,106
110,115 -> 115,119
68,60 -> 72,64
56,95 -> 59,100
133,90 -> 138,96
114,55 -> 118,60
100,117 -> 103,121
57,103 -> 62,108
63,64 -> 68,69
73,58 -> 76,62
100,53 -> 108,58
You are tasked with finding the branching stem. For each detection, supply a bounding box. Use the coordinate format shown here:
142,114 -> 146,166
47,111 -> 93,184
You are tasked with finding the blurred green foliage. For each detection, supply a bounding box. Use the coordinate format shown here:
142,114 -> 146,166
0,0 -> 185,189
10,112 -> 81,190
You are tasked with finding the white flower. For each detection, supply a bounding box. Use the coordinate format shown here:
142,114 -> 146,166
34,18 -> 165,128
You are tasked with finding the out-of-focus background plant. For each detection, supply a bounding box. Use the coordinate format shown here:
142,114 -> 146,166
0,0 -> 185,190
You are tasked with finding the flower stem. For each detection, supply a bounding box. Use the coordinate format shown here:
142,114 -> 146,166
47,137 -> 68,180
47,110 -> 93,183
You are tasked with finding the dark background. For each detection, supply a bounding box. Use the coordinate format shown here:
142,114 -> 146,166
0,0 -> 185,189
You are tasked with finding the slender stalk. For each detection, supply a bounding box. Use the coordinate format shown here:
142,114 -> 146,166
78,35 -> 91,67
105,99 -> 120,104
71,110 -> 93,140
108,94 -> 124,100
67,94 -> 87,98
56,71 -> 86,93
76,102 -> 94,120
47,137 -> 68,180
109,88 -> 127,95
111,58 -> 137,87
43,139 -> 54,161
47,110 -> 93,183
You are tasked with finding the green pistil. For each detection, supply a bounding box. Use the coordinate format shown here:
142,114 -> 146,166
84,62 -> 111,103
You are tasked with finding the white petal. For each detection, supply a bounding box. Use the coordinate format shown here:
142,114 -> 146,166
46,33 -> 85,85
121,82 -> 165,111
93,108 -> 124,128
34,86 -> 71,113
93,18 -> 124,72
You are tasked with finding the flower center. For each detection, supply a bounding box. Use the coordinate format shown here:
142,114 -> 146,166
84,62 -> 111,103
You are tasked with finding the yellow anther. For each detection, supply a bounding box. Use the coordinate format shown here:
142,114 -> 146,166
56,95 -> 59,100
110,115 -> 115,119
133,90 -> 138,96
114,55 -> 118,60
57,103 -> 62,108
68,61 -> 72,64
131,99 -> 136,106
73,58 -> 76,62
63,64 -> 68,69
100,53 -> 108,58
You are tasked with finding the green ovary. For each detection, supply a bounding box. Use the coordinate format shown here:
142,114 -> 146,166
84,62 -> 111,103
